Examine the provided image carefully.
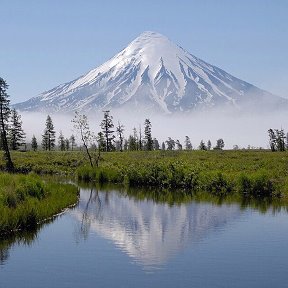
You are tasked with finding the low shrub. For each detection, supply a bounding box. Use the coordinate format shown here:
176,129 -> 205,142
238,173 -> 277,198
203,172 -> 233,197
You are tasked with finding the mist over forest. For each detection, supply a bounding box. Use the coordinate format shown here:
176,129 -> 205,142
21,108 -> 288,149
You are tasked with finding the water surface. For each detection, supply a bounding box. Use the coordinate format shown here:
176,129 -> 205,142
1,186 -> 288,287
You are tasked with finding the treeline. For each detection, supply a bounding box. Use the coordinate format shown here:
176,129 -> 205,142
1,109 -> 227,153
71,110 -> 227,153
2,109 -> 288,155
1,78 -> 287,160
267,128 -> 287,152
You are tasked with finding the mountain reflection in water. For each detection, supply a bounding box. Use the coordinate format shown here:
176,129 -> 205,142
71,187 -> 242,267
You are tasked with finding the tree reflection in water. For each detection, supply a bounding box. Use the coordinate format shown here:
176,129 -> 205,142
0,229 -> 39,265
78,188 -> 103,240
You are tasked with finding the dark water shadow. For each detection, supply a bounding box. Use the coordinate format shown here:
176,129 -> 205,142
0,213 -> 67,265
0,227 -> 40,265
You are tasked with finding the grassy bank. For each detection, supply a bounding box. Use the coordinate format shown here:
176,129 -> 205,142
76,150 -> 288,202
0,173 -> 79,235
1,149 -> 287,202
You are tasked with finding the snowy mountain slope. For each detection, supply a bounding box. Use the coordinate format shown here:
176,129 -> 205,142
71,189 -> 242,267
14,31 -> 287,114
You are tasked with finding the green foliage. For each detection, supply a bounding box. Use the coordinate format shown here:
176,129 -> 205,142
204,172 -> 233,196
72,112 -> 95,167
58,131 -> 66,151
144,119 -> 153,151
8,109 -> 25,150
238,173 -> 278,198
165,137 -> 175,150
75,150 -> 288,202
77,165 -> 97,181
268,128 -> 286,152
1,149 -> 288,204
0,151 -> 85,175
42,115 -> 56,151
199,140 -> 207,150
101,110 -> 115,152
0,78 -> 14,172
0,173 -> 78,235
31,135 -> 38,151
185,136 -> 192,150
215,138 -> 225,150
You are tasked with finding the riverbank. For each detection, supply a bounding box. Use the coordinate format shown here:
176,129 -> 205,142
76,150 -> 288,202
1,150 -> 288,203
0,173 -> 79,235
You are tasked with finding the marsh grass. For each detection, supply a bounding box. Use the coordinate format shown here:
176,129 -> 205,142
0,151 -> 86,175
75,150 -> 288,202
1,150 -> 287,202
0,173 -> 79,235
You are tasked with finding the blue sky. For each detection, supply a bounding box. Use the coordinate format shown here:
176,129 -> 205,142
1,0 -> 288,103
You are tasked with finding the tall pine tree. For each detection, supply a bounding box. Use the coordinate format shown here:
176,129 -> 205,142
58,131 -> 65,151
275,129 -> 286,151
184,136 -> 192,150
199,140 -> 207,150
153,138 -> 160,150
0,78 -> 14,171
166,137 -> 175,150
42,115 -> 56,151
70,134 -> 76,151
97,132 -> 106,152
132,127 -> 139,150
138,126 -> 143,151
207,140 -> 212,150
65,138 -> 70,151
100,110 -> 115,152
9,108 -> 25,150
176,139 -> 182,150
31,135 -> 38,151
268,129 -> 276,152
144,119 -> 153,151
116,121 -> 124,152
215,138 -> 225,150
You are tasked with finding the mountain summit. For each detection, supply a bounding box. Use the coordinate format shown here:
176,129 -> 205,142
14,31 -> 286,113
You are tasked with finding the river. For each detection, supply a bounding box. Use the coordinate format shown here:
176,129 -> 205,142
1,185 -> 288,287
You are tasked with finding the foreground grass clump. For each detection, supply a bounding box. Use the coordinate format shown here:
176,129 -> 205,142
0,173 -> 79,235
76,150 -> 288,201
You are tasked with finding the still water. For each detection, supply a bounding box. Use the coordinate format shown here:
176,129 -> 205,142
1,186 -> 288,288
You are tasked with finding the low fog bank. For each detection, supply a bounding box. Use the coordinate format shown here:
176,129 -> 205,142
21,109 -> 288,150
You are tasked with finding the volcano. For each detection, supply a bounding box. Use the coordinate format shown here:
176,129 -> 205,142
14,31 -> 287,114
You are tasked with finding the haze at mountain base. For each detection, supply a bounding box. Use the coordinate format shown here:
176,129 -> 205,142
20,109 -> 287,149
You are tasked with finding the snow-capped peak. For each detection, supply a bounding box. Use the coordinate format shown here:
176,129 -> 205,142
14,31 -> 286,114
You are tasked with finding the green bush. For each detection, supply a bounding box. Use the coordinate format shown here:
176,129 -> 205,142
239,173 -> 276,198
203,172 -> 233,197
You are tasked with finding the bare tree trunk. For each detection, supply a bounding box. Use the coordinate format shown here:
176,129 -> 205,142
80,128 -> 93,168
